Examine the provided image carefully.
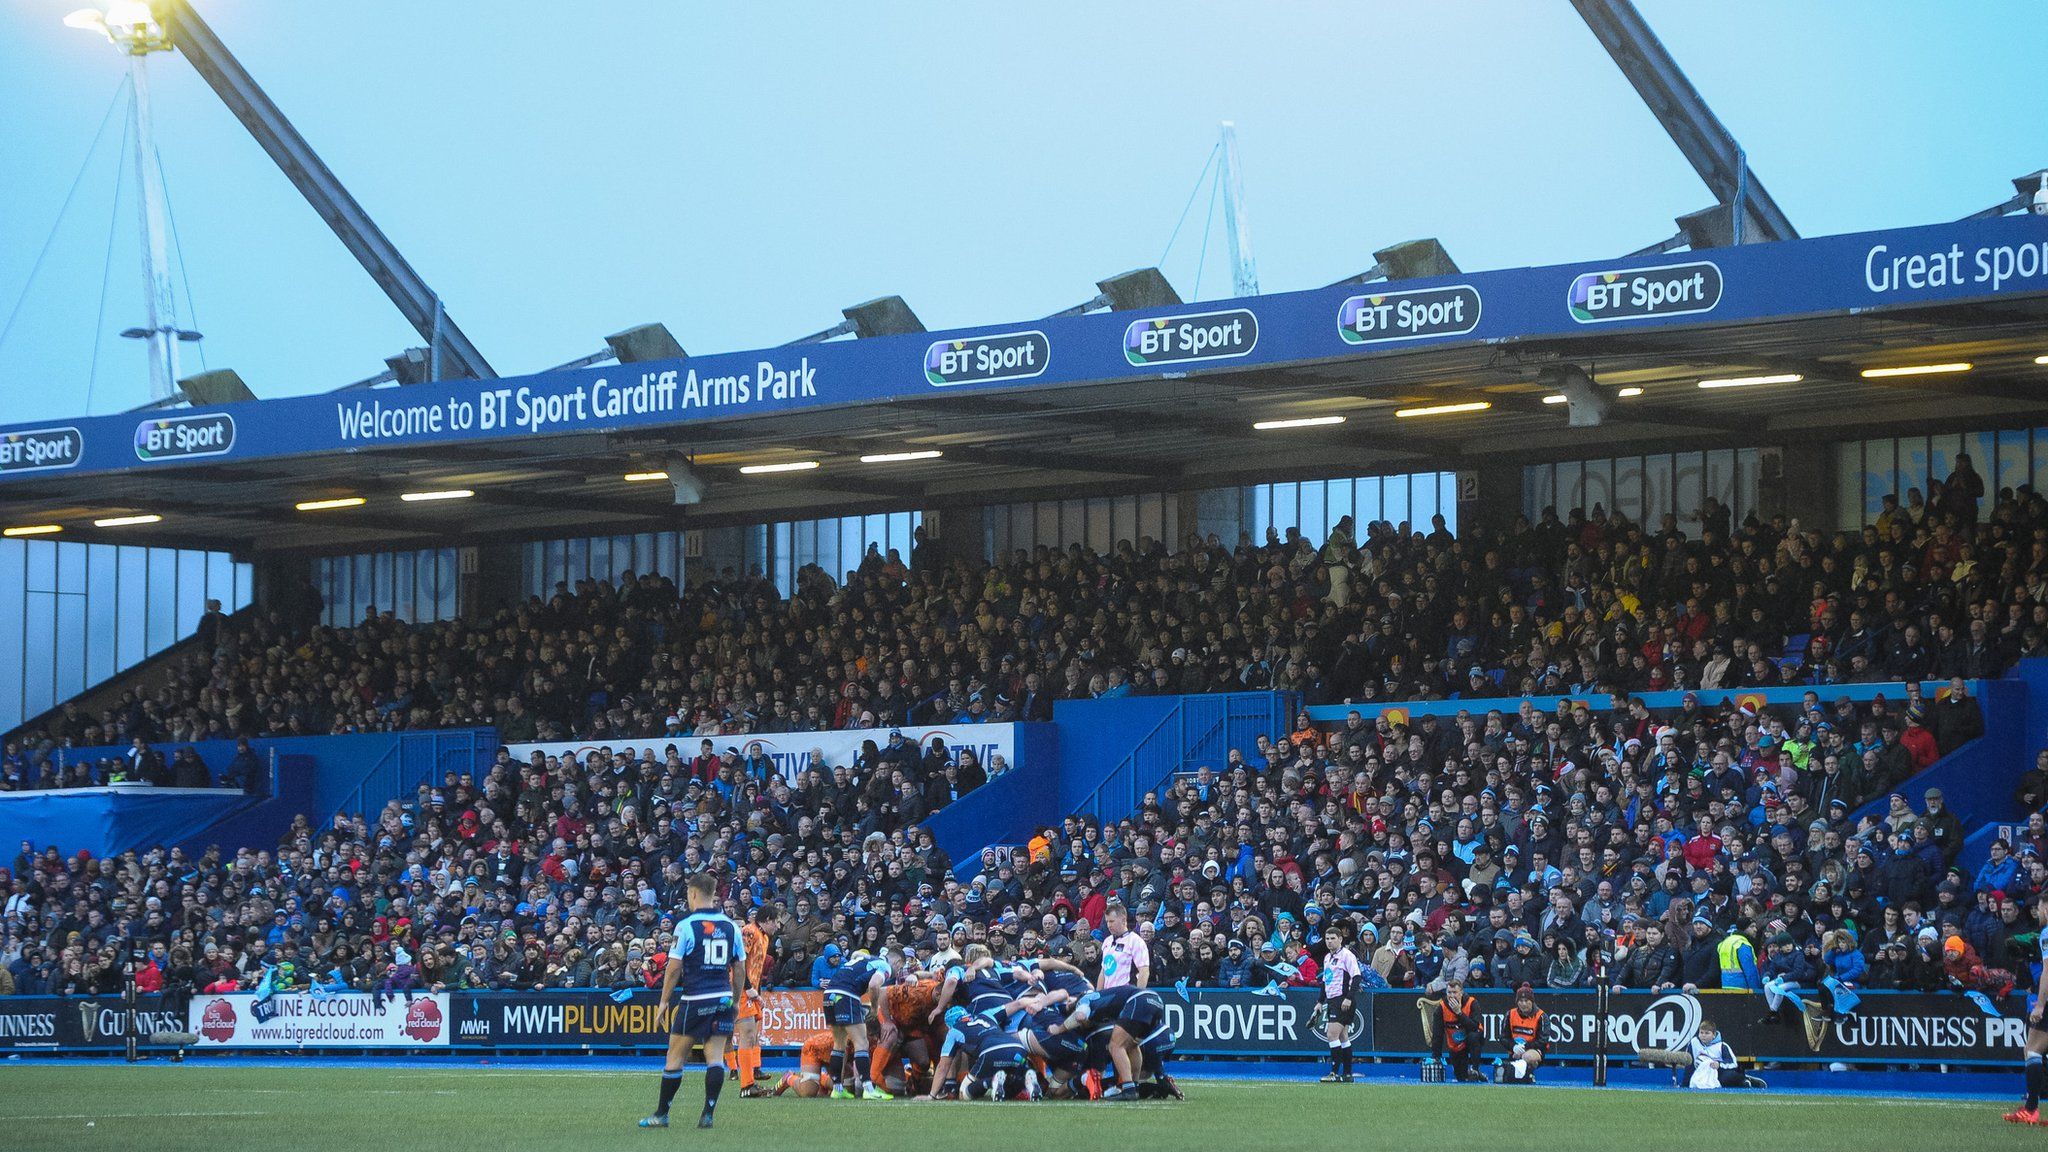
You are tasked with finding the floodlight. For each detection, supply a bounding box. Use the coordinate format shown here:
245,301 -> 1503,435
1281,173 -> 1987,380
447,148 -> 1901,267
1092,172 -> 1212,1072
1328,239 -> 1459,287
1047,268 -> 1181,318
177,369 -> 256,406
604,323 -> 687,364
385,347 -> 432,385
788,296 -> 925,344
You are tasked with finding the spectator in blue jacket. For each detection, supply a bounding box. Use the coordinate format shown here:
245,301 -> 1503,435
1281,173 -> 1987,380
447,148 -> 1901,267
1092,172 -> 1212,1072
807,943 -> 841,988
1760,931 -> 1820,1023
1218,939 -> 1254,987
1974,840 -> 2022,895
1964,888 -> 2007,958
1822,929 -> 1867,985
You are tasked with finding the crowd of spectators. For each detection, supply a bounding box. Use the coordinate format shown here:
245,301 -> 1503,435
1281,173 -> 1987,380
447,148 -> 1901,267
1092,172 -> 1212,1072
6,454 -> 2043,769
0,471 -> 2041,1011
0,679 -> 2022,1009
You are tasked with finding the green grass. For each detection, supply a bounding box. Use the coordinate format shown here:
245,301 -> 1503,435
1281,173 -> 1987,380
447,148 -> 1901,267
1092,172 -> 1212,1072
0,1065 -> 2031,1152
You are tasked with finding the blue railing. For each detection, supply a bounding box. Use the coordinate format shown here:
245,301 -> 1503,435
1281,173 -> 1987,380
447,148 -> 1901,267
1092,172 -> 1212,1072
334,729 -> 500,821
1077,692 -> 1295,823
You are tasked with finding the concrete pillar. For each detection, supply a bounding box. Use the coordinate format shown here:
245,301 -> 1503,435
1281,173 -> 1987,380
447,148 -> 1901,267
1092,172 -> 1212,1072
466,542 -> 522,618
1758,445 -> 1837,531
923,506 -> 986,569
1457,463 -> 1523,538
251,552 -> 315,620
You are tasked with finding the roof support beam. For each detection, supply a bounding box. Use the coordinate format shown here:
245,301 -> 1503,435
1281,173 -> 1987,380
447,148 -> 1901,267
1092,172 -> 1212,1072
159,1 -> 496,381
1570,0 -> 1796,242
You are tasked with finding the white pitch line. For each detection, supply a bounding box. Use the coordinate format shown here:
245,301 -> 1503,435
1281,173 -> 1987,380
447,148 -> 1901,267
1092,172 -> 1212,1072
6,1110 -> 271,1121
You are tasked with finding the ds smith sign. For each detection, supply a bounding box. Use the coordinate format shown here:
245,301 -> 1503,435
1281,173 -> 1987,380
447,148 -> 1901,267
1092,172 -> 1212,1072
0,427 -> 83,475
1568,260 -> 1723,323
134,412 -> 235,462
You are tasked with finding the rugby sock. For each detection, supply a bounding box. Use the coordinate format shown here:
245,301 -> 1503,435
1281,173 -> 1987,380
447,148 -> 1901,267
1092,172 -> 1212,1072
2026,1052 -> 2043,1110
1341,1044 -> 1354,1077
1329,1039 -> 1343,1074
827,1050 -> 845,1083
702,1066 -> 726,1119
737,1046 -> 756,1085
656,1070 -> 683,1116
850,1049 -> 869,1088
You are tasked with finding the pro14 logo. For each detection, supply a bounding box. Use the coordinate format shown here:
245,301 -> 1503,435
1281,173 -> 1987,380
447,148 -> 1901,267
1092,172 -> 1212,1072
0,427 -> 83,474
924,331 -> 1050,387
134,412 -> 235,462
1568,260 -> 1722,323
1338,285 -> 1482,345
1124,308 -> 1258,367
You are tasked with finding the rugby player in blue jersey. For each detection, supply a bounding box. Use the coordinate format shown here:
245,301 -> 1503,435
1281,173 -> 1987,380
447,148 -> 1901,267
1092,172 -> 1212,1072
639,873 -> 744,1130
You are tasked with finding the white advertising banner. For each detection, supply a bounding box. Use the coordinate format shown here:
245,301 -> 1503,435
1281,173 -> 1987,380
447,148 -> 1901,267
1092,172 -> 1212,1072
188,992 -> 451,1048
505,721 -> 1019,785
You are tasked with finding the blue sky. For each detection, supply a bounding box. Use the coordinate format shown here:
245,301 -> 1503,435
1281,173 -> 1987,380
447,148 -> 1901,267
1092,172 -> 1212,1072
0,1 -> 2040,420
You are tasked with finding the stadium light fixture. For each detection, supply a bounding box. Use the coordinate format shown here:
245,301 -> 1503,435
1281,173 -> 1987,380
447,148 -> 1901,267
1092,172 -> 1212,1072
1541,394 -> 1568,405
661,457 -> 707,505
623,471 -> 669,483
1394,401 -> 1490,419
92,514 -> 162,528
295,497 -> 366,511
177,369 -> 256,406
789,297 -> 926,344
1047,268 -> 1181,318
1962,171 -> 2048,220
399,489 -> 475,502
1252,415 -> 1346,431
1697,373 -> 1803,389
1618,387 -> 1644,397
1858,363 -> 1971,379
385,347 -> 433,385
1328,239 -> 1460,287
2035,355 -> 2048,366
737,461 -> 820,475
3,525 -> 62,537
66,3 -> 168,49
859,450 -> 943,464
604,323 -> 687,365
1544,365 -> 1610,428
1676,203 -> 1738,251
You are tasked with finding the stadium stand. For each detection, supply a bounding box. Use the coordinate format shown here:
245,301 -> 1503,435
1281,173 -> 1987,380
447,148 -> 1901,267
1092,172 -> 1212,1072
2,481 -> 2041,1015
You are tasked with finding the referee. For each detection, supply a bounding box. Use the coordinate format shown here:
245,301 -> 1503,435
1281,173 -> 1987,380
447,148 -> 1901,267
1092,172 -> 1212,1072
1319,922 -> 1363,1083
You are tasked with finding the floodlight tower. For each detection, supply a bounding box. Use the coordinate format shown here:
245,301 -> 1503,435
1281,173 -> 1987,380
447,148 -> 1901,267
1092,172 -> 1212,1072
1218,122 -> 1259,297
67,2 -> 193,403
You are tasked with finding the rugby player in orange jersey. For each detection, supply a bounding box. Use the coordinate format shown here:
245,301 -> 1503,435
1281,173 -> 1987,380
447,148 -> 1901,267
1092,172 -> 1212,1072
731,904 -> 780,1097
774,1032 -> 841,1098
873,971 -> 945,1095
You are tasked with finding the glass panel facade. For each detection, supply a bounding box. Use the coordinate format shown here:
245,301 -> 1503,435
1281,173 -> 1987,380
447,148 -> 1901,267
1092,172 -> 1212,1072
317,548 -> 463,627
0,540 -> 250,735
1524,449 -> 1757,536
1835,425 -> 2048,526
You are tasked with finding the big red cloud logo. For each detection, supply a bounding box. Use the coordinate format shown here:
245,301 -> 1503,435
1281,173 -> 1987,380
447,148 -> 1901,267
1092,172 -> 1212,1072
404,997 -> 444,1042
199,998 -> 237,1042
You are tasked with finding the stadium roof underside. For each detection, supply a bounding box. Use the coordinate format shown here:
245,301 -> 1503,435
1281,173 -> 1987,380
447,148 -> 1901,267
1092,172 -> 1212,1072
5,215 -> 2048,556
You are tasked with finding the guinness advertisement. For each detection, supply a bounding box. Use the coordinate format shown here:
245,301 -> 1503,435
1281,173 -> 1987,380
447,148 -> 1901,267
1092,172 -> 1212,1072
1365,988 -> 2027,1065
0,995 -> 181,1051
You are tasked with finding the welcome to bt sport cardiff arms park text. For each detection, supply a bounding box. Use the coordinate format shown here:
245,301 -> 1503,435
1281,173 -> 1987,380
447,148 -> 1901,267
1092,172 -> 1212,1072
334,360 -> 820,443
